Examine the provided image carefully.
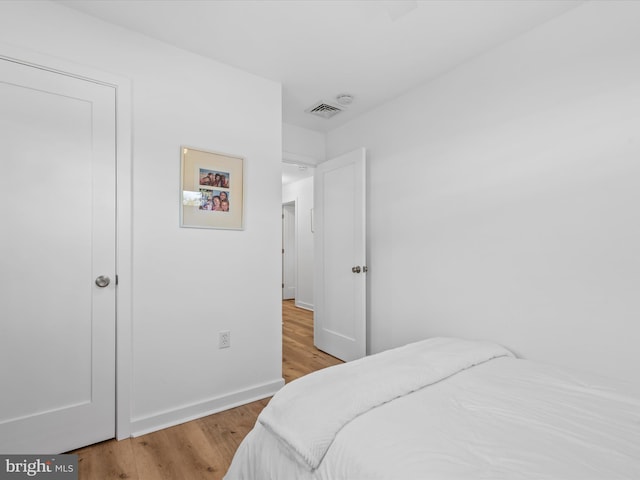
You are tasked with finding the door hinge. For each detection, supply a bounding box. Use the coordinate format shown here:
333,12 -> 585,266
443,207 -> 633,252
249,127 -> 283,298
115,274 -> 119,285
282,283 -> 284,288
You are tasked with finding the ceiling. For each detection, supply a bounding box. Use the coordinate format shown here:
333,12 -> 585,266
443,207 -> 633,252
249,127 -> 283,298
56,0 -> 583,134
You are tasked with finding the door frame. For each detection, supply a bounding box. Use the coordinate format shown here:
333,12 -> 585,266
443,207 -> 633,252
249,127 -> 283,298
0,43 -> 134,440
282,202 -> 296,300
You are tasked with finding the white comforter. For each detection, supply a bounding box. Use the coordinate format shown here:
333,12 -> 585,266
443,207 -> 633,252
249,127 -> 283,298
225,338 -> 640,480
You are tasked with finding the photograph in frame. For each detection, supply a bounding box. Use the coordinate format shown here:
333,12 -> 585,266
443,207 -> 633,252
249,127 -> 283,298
180,146 -> 244,229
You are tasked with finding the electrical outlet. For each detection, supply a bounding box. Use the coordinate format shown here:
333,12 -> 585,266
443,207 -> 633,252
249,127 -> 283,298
219,330 -> 231,349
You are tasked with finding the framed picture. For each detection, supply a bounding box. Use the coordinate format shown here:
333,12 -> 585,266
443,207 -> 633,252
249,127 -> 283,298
180,146 -> 244,230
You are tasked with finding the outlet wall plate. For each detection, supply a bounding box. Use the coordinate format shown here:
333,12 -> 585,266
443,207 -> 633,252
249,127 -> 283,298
219,330 -> 231,349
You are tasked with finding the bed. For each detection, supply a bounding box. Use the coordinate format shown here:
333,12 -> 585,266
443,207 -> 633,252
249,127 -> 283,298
224,337 -> 640,479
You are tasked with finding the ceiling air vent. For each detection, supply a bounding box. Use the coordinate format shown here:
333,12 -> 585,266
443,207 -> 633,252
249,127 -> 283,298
305,101 -> 344,119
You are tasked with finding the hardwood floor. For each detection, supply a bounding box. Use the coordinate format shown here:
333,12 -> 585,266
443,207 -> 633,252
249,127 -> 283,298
70,300 -> 342,479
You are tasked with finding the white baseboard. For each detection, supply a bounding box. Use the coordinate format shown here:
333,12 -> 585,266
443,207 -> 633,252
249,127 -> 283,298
295,300 -> 314,311
129,378 -> 285,437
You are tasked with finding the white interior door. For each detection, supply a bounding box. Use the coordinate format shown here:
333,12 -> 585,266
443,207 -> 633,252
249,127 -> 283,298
0,57 -> 116,454
282,204 -> 296,300
314,148 -> 366,362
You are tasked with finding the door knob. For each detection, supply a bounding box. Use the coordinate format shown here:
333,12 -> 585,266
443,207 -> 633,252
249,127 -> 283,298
352,266 -> 361,274
95,275 -> 111,288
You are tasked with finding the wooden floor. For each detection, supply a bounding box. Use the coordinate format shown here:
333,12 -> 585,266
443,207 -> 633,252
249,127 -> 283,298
70,300 -> 342,479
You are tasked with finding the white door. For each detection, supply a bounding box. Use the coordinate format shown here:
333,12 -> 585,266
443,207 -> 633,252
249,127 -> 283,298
314,148 -> 366,362
282,204 -> 296,300
0,58 -> 116,454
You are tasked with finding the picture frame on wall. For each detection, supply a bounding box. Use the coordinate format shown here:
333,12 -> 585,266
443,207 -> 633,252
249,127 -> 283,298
180,146 -> 244,230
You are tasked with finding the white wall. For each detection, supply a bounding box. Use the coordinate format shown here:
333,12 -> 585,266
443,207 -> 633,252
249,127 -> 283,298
283,177 -> 315,310
326,1 -> 640,383
283,122 -> 326,165
0,1 -> 284,434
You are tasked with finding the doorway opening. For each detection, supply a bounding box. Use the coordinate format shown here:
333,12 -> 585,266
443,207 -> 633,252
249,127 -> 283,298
281,161 -> 315,311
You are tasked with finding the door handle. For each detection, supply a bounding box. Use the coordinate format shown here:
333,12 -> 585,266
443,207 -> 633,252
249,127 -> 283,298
352,266 -> 361,274
95,275 -> 111,288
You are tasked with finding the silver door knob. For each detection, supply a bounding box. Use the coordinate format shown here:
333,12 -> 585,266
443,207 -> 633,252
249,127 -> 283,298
352,266 -> 361,274
95,275 -> 111,288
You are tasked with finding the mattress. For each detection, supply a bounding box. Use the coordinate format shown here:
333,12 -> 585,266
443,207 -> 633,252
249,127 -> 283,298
224,337 -> 640,479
